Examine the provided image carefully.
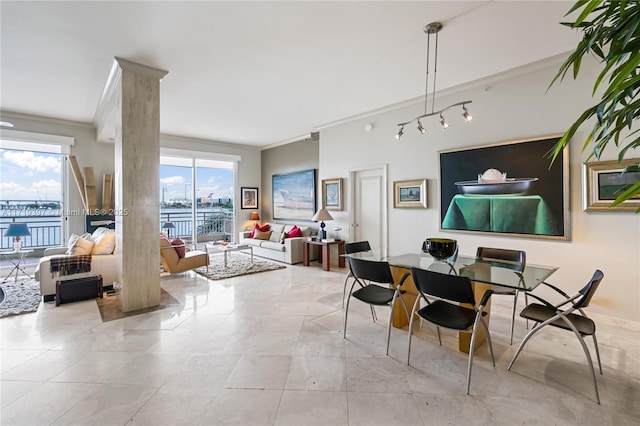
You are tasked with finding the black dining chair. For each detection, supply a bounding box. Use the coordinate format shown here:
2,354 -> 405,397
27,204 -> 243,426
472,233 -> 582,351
408,267 -> 495,394
344,256 -> 410,355
508,269 -> 604,404
342,241 -> 372,308
476,247 -> 527,344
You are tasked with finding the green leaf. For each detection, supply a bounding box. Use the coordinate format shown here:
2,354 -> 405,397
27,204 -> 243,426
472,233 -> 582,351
609,180 -> 640,207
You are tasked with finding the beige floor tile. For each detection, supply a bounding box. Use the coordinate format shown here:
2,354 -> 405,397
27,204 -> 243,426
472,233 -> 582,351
201,388 -> 282,425
275,390 -> 348,425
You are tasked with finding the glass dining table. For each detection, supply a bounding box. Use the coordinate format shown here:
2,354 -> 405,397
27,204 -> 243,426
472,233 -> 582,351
343,250 -> 558,353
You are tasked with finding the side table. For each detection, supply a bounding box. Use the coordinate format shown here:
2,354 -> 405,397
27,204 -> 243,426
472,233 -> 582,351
303,240 -> 345,271
1,249 -> 34,283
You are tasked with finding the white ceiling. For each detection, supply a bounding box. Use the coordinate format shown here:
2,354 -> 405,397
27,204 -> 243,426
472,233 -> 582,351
0,1 -> 581,147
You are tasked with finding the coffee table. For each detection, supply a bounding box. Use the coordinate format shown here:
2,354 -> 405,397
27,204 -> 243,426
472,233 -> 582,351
1,249 -> 34,283
205,243 -> 253,269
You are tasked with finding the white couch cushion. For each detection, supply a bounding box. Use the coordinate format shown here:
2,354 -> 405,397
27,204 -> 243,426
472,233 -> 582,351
66,233 -> 94,255
267,223 -> 285,243
244,238 -> 263,247
92,228 -> 116,255
261,241 -> 286,252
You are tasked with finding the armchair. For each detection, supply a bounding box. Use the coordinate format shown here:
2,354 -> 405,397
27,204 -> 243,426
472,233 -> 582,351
160,238 -> 209,274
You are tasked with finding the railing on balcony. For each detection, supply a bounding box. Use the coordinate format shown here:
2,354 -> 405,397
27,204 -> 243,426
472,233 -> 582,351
0,208 -> 235,251
0,216 -> 62,250
161,209 -> 234,242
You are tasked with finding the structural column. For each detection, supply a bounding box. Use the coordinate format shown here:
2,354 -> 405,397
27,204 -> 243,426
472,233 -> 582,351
108,58 -> 168,312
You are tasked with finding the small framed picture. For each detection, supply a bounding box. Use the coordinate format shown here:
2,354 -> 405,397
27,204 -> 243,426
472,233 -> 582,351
322,178 -> 342,211
394,179 -> 427,208
583,158 -> 640,212
241,187 -> 258,209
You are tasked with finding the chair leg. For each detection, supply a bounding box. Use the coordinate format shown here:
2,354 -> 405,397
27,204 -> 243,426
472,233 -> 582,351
466,321 -> 481,394
507,321 -> 547,370
343,281 -> 358,339
592,334 -> 603,374
386,301 -> 395,356
509,291 -> 518,345
342,273 -> 352,308
479,317 -> 495,366
564,323 -> 600,404
407,297 -> 421,364
523,292 -> 530,330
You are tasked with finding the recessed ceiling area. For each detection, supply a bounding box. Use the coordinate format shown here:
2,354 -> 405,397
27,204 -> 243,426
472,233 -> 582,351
0,1 -> 581,147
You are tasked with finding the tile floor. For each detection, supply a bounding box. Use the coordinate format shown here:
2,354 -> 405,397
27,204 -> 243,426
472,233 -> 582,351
1,262 -> 639,425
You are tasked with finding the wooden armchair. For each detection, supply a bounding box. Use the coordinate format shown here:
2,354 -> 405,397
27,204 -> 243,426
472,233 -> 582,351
160,238 -> 209,274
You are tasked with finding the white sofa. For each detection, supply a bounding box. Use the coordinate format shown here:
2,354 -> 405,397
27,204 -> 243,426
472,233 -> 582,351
238,223 -> 318,264
35,228 -> 118,302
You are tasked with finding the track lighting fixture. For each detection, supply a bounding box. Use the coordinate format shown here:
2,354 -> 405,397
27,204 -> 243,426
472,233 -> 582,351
395,22 -> 473,139
463,105 -> 473,123
440,114 -> 449,129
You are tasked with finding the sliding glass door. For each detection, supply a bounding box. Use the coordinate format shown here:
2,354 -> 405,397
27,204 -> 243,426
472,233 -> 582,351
160,155 -> 235,246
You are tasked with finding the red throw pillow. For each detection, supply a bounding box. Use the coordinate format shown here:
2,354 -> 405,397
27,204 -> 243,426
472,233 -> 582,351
288,225 -> 303,238
250,223 -> 270,238
171,237 -> 186,258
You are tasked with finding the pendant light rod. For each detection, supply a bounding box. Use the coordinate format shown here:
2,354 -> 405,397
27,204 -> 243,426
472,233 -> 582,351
395,22 -> 473,139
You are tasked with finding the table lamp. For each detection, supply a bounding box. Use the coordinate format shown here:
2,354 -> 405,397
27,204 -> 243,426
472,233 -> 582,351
162,221 -> 175,238
4,223 -> 31,251
250,211 -> 260,226
311,208 -> 333,240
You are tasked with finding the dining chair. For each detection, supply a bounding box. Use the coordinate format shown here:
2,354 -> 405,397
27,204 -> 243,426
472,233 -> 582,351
508,269 -> 604,404
344,256 -> 410,355
476,247 -> 527,344
342,241 -> 372,308
408,267 -> 495,394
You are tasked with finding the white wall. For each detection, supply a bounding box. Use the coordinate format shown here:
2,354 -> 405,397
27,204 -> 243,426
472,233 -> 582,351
319,57 -> 640,321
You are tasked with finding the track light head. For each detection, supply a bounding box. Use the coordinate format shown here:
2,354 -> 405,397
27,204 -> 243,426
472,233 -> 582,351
462,105 -> 473,123
417,120 -> 426,134
395,126 -> 404,140
440,114 -> 449,129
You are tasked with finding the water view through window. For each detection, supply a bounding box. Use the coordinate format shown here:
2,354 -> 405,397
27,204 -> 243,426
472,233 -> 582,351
0,147 -> 64,250
160,156 -> 235,244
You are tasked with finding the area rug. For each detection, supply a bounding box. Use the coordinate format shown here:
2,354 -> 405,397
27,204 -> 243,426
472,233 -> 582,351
96,288 -> 181,322
196,252 -> 285,280
0,278 -> 41,317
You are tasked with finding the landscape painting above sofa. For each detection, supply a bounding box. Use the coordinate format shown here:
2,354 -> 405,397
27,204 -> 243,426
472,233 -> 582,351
272,169 -> 316,221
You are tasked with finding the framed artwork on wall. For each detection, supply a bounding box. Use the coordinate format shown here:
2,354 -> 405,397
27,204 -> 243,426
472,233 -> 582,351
322,178 -> 342,211
393,179 -> 427,208
241,187 -> 258,209
583,158 -> 640,212
439,135 -> 569,240
272,169 -> 316,221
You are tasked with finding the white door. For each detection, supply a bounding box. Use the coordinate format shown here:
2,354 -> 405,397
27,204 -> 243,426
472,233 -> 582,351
350,165 -> 388,256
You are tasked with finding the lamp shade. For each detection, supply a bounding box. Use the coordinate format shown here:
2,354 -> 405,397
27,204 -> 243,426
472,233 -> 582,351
4,223 -> 31,237
250,211 -> 260,221
312,208 -> 333,222
162,222 -> 175,230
